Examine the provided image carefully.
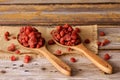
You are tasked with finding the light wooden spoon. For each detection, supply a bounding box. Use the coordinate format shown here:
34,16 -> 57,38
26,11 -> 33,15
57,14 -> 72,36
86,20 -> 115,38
51,31 -> 112,74
17,35 -> 71,76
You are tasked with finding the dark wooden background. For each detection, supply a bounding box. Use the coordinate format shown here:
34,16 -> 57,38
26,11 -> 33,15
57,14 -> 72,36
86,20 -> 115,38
0,0 -> 119,26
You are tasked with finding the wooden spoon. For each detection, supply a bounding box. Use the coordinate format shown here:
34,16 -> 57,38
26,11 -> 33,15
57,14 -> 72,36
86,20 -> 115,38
51,31 -> 112,74
17,35 -> 71,76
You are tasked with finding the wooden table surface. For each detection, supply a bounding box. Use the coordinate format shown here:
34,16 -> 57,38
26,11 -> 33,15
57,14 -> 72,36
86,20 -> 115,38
0,0 -> 120,80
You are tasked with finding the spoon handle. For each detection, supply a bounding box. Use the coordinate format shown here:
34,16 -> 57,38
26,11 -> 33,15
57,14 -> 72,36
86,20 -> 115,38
36,47 -> 71,76
74,44 -> 112,74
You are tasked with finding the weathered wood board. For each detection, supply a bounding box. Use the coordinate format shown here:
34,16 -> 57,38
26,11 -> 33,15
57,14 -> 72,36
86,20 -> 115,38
0,0 -> 120,4
0,4 -> 119,25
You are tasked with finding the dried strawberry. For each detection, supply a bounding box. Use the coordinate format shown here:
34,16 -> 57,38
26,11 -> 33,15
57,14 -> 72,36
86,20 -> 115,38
5,31 -> 10,36
11,56 -> 17,61
97,41 -> 101,46
7,43 -> 16,51
55,50 -> 62,55
48,39 -> 55,45
104,39 -> 110,44
99,31 -> 105,36
70,57 -> 76,63
56,26 -> 62,31
75,28 -> 80,33
4,36 -> 10,41
101,42 -> 106,46
24,55 -> 31,63
67,47 -> 73,51
84,39 -> 90,44
101,39 -> 110,46
60,31 -> 65,37
104,53 -> 110,60
12,36 -> 16,39
15,50 -> 20,54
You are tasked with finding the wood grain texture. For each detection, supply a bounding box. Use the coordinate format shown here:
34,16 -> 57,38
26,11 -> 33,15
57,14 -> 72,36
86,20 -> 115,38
0,50 -> 119,80
0,4 -> 119,25
98,27 -> 120,49
0,0 -> 120,4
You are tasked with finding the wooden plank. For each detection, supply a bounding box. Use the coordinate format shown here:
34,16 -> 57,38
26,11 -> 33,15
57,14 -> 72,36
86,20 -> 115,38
0,50 -> 119,79
0,4 -> 119,25
0,0 -> 120,4
98,27 -> 120,49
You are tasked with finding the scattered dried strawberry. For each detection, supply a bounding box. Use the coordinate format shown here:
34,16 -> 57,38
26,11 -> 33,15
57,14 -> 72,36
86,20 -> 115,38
70,57 -> 77,63
48,39 -> 55,45
52,24 -> 81,46
104,39 -> 110,44
11,56 -> 17,61
7,43 -> 16,51
75,28 -> 81,33
97,41 -> 101,46
55,50 -> 62,55
18,26 -> 45,48
4,36 -> 10,41
104,53 -> 110,60
84,39 -> 90,44
4,31 -> 10,41
101,39 -> 110,46
24,55 -> 31,63
5,31 -> 10,36
12,36 -> 16,39
67,47 -> 73,51
15,50 -> 20,54
99,31 -> 105,36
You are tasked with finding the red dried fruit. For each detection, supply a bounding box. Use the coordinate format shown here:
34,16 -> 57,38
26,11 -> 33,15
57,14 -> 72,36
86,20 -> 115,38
101,42 -> 105,46
68,27 -> 73,32
55,50 -> 62,55
12,36 -> 16,39
63,24 -> 70,29
15,50 -> 20,54
7,43 -> 16,51
67,47 -> 72,51
48,39 -> 55,45
70,57 -> 76,63
24,55 -> 31,63
104,39 -> 110,44
56,26 -> 62,31
101,39 -> 110,46
84,39 -> 90,44
18,26 -> 45,48
75,28 -> 80,33
11,56 -> 17,61
52,24 -> 81,46
99,31 -> 105,36
104,53 -> 110,60
5,31 -> 10,36
97,41 -> 101,46
56,34 -> 61,39
60,31 -> 65,37
4,36 -> 10,41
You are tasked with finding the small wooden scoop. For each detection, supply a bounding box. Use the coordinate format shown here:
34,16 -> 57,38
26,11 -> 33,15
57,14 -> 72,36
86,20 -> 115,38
17,35 -> 71,76
51,31 -> 112,74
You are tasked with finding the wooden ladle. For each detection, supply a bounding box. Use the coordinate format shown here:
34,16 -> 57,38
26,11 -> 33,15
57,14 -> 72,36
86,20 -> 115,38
17,35 -> 71,76
51,31 -> 112,74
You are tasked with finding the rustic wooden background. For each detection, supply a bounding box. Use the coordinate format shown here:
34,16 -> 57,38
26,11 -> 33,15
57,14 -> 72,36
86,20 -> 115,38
0,0 -> 120,80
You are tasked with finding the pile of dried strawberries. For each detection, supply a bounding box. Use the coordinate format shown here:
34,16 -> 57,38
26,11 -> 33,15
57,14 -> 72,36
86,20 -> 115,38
52,24 -> 81,46
18,26 -> 45,48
